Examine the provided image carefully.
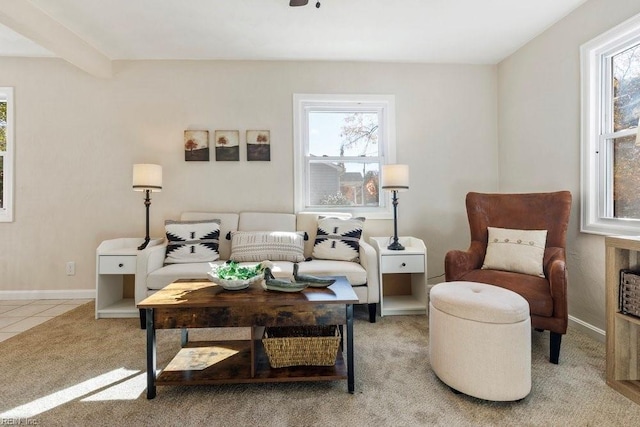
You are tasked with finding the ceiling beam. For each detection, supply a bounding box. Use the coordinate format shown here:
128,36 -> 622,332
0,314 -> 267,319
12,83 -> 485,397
0,0 -> 112,78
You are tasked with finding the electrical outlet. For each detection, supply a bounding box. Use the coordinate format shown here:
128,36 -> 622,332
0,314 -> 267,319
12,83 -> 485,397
66,261 -> 75,276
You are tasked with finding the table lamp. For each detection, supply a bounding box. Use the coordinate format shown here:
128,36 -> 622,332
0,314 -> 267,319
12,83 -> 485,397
381,164 -> 409,250
133,164 -> 162,250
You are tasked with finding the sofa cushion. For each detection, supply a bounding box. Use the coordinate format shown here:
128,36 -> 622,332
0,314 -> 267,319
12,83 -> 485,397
295,259 -> 367,286
312,217 -> 365,262
238,212 -> 296,232
147,262 -> 223,290
482,227 -> 547,277
230,231 -> 305,262
165,219 -> 221,264
146,259 -> 367,292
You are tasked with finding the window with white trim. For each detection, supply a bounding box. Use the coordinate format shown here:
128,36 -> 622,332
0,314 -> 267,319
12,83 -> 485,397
581,14 -> 640,235
0,87 -> 13,222
293,94 -> 396,219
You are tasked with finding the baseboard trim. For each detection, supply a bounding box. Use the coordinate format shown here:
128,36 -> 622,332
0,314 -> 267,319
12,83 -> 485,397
0,289 -> 95,300
569,315 -> 605,343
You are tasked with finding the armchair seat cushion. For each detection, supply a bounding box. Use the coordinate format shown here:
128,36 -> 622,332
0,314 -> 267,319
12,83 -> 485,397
458,269 -> 553,317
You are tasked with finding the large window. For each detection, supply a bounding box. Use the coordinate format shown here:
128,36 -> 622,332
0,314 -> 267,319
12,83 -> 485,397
0,87 -> 13,222
293,94 -> 396,218
581,14 -> 640,234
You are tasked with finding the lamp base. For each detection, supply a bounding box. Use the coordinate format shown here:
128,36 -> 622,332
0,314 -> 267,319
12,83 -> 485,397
138,189 -> 152,251
138,237 -> 150,251
387,240 -> 405,251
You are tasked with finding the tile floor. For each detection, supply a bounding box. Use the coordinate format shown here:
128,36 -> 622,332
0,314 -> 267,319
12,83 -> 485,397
0,299 -> 92,343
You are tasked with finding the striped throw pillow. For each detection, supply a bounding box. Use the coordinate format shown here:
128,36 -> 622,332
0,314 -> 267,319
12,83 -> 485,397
230,231 -> 305,263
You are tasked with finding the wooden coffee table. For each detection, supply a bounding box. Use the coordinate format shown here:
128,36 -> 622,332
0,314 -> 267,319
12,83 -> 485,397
137,276 -> 359,399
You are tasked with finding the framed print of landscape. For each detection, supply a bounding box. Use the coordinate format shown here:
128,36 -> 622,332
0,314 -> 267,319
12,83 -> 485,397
215,130 -> 240,161
184,130 -> 209,161
246,130 -> 270,161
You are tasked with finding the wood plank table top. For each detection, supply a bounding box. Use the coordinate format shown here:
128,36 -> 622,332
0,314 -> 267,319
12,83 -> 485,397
138,276 -> 359,309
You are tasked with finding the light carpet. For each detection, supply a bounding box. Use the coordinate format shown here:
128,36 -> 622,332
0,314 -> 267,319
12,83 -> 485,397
0,302 -> 638,426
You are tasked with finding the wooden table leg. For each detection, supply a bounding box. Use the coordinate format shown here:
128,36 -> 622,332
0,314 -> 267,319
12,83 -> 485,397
346,303 -> 354,393
145,308 -> 157,399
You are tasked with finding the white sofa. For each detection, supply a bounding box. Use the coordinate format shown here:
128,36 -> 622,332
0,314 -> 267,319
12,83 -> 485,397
137,211 -> 380,324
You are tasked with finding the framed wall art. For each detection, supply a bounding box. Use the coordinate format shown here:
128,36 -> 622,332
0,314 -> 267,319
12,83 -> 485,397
184,130 -> 209,161
215,130 -> 240,161
246,130 -> 270,161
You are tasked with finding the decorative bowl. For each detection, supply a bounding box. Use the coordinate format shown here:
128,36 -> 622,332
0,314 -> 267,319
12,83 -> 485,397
207,267 -> 264,291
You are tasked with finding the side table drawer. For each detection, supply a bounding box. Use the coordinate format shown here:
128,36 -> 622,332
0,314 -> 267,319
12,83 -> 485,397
99,255 -> 136,274
381,254 -> 424,274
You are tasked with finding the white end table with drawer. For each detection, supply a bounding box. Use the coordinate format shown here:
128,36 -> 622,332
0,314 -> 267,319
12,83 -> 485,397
370,236 -> 427,316
95,238 -> 161,319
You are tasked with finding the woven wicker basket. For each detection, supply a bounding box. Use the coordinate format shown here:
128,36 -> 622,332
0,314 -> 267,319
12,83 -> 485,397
620,270 -> 640,318
262,325 -> 340,368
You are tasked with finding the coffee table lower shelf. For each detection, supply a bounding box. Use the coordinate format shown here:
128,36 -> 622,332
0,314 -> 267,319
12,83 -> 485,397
156,339 -> 347,386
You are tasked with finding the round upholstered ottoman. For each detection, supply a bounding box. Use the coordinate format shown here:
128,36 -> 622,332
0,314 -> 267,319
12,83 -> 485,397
429,281 -> 531,401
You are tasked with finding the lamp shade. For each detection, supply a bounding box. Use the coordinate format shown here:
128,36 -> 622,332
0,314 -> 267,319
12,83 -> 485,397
381,164 -> 409,192
132,164 -> 162,192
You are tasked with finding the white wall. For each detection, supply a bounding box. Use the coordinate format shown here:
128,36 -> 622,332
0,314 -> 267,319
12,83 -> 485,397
498,0 -> 640,330
0,58 -> 497,296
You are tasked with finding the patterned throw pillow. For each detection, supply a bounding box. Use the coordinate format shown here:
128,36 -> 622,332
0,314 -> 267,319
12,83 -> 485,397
312,217 -> 365,262
482,227 -> 547,277
165,219 -> 221,264
230,231 -> 305,262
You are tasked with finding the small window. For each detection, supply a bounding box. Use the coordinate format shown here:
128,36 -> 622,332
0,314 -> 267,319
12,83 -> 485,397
0,87 -> 13,222
293,94 -> 396,219
581,14 -> 640,234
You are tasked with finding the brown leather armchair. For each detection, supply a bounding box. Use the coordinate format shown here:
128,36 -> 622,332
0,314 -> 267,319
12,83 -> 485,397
444,191 -> 572,364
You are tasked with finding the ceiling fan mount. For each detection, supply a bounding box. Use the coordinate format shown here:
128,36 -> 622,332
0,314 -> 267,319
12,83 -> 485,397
290,0 -> 321,8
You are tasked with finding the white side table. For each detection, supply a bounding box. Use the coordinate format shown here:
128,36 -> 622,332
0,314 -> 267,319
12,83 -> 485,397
370,236 -> 427,316
95,238 -> 162,319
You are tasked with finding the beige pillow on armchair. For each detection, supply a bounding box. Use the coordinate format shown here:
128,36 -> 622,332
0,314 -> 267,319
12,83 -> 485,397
481,227 -> 547,277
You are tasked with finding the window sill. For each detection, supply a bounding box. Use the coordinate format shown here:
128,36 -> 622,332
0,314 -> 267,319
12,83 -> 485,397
298,208 -> 393,221
581,217 -> 640,236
